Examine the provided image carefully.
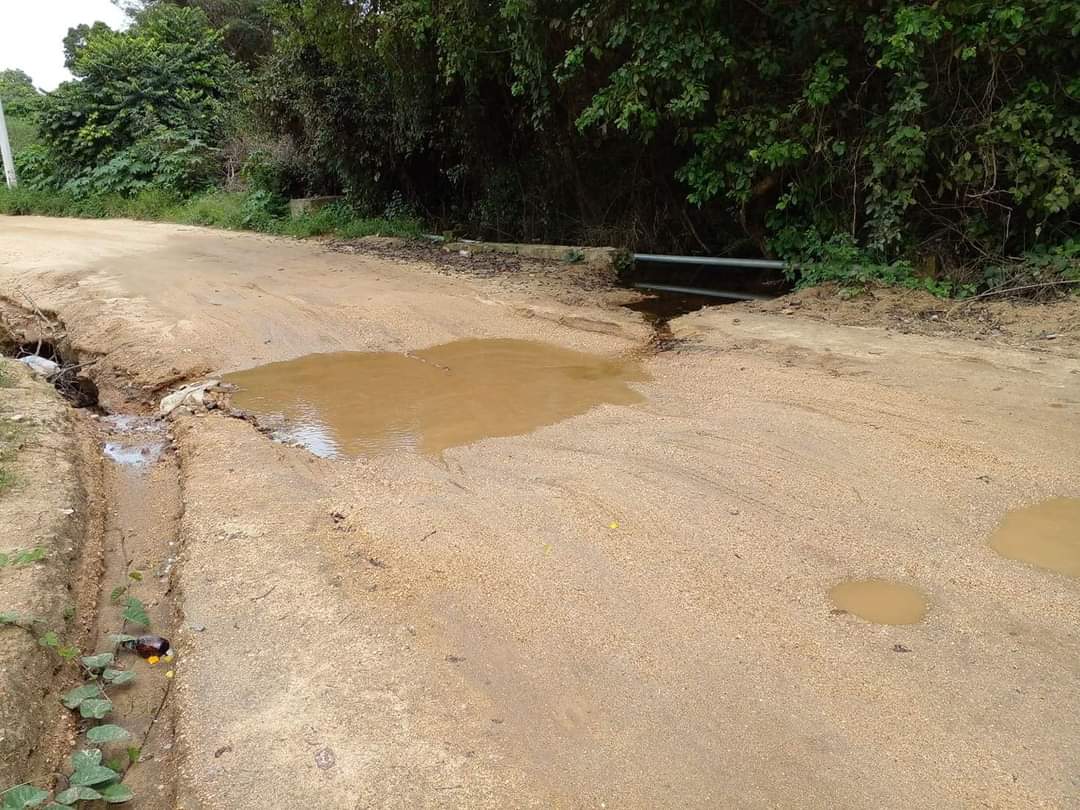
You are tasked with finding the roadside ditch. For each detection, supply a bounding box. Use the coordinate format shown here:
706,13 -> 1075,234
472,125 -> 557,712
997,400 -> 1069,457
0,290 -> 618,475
0,298 -> 182,808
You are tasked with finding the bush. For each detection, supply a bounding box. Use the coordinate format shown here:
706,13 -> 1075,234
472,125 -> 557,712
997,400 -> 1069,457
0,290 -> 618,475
169,192 -> 250,229
0,184 -> 424,244
34,5 -> 242,197
13,145 -> 58,191
4,117 -> 40,153
0,187 -> 78,217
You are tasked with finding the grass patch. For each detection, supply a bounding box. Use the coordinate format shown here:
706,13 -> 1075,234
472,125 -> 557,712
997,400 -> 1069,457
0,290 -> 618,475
0,186 -> 424,243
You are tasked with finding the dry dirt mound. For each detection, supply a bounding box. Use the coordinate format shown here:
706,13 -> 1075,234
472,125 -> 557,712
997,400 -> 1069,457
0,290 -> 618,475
328,236 -> 638,309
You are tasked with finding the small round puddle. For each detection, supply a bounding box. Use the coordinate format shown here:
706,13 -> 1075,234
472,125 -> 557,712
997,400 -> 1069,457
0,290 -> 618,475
989,497 -> 1080,577
829,579 -> 928,625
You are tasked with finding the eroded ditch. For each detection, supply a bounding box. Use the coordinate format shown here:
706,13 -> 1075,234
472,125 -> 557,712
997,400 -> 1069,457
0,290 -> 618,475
91,413 -> 182,806
0,301 -> 183,806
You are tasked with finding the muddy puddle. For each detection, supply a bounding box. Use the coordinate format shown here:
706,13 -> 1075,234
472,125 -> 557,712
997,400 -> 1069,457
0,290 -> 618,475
829,579 -> 928,625
990,497 -> 1080,577
225,338 -> 647,458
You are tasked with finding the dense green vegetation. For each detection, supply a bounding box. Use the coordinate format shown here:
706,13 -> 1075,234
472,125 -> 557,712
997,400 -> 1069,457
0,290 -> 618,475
0,71 -> 43,152
1,0 -> 1078,294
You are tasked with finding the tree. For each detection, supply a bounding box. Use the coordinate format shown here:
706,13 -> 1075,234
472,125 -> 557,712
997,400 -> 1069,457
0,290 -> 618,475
557,0 -> 1080,266
114,0 -> 274,65
63,23 -> 112,70
0,69 -> 43,118
258,0 -> 1079,273
36,5 -> 243,195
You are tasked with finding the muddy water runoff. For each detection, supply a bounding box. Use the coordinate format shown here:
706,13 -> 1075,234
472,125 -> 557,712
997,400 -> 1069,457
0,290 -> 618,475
225,338 -> 647,458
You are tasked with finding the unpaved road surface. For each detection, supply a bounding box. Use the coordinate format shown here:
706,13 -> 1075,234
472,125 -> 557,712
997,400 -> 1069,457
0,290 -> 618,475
1,216 -> 1078,809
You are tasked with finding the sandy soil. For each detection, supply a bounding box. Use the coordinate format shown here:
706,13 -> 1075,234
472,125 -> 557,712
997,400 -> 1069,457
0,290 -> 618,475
0,216 -> 1078,809
751,283 -> 1080,358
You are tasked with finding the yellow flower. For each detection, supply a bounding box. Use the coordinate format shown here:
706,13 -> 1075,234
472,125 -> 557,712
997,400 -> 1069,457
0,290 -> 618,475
165,670 -> 174,679
163,653 -> 174,662
147,655 -> 160,665
608,521 -> 620,530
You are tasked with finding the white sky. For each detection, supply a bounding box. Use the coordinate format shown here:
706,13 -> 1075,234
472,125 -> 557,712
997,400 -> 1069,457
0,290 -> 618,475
0,0 -> 129,90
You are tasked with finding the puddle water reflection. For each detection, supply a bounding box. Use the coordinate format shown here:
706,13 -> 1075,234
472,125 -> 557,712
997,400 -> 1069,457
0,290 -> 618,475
225,338 -> 648,458
101,415 -> 166,468
990,497 -> 1080,577
829,579 -> 928,625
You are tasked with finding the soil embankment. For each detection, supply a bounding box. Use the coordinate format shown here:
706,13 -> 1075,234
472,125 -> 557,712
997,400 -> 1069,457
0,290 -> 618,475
0,360 -> 100,788
0,216 -> 1077,808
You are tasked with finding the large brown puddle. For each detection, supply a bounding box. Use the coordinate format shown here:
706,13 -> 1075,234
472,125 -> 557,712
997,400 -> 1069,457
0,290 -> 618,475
829,579 -> 929,625
225,338 -> 647,457
989,497 -> 1080,577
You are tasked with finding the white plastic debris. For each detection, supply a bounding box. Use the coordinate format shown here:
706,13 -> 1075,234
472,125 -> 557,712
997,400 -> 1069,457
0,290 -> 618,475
159,379 -> 221,417
18,355 -> 60,378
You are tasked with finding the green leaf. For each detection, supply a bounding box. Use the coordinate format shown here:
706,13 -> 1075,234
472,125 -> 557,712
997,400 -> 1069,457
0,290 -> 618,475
38,631 -> 59,649
121,597 -> 149,628
68,764 -> 119,787
57,645 -> 80,660
103,669 -> 135,685
127,570 -> 142,581
126,746 -> 140,764
79,698 -> 113,719
1,785 -> 48,809
62,684 -> 102,709
0,552 -> 8,567
54,786 -> 102,804
109,634 -> 136,645
12,547 -> 46,566
0,611 -> 19,625
71,749 -> 102,771
99,783 -> 134,804
86,724 -> 130,744
109,586 -> 127,604
81,653 -> 114,670
43,804 -> 71,810
105,757 -> 125,772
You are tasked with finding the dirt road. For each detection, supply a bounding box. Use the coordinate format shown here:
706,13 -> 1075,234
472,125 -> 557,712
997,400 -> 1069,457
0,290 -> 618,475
1,216 -> 1078,809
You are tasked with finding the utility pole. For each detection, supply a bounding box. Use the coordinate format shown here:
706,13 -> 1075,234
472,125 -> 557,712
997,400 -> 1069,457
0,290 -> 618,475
0,97 -> 18,188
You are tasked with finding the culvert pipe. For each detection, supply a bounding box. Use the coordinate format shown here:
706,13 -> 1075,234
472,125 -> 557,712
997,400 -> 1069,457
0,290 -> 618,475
631,282 -> 770,301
